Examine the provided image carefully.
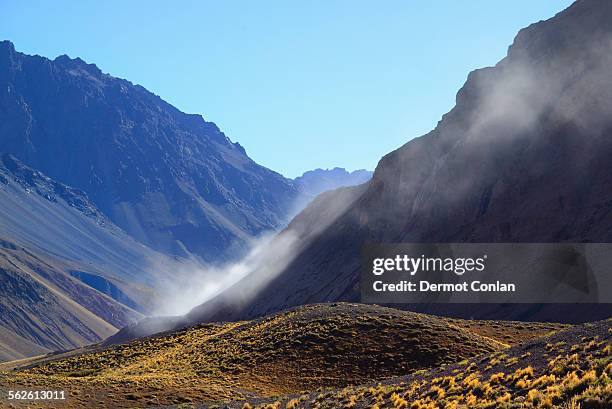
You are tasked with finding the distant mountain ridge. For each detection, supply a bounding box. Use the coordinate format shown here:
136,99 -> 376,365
294,167 -> 372,199
0,237 -> 138,361
0,40 -> 299,262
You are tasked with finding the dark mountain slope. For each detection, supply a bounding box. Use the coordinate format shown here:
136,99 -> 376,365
0,41 -> 299,261
188,0 -> 612,324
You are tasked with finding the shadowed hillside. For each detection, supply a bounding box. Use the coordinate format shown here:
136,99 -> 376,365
0,153 -> 180,307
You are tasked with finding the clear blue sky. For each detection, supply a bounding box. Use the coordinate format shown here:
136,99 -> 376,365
1,1 -> 573,177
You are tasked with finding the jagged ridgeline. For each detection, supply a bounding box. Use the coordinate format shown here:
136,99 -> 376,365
0,40 -> 299,262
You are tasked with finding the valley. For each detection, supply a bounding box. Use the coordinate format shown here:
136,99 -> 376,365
0,0 -> 611,407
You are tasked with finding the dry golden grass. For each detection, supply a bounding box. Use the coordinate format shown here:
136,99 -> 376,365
232,318 -> 611,409
0,303 -> 581,408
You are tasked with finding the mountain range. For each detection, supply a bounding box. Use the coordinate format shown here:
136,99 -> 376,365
294,167 -> 372,199
0,41 -> 376,360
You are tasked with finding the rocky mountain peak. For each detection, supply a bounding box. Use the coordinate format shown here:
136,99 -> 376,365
0,44 -> 300,261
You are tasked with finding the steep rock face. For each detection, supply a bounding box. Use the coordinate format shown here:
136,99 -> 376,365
0,43 -> 299,261
190,0 -> 612,323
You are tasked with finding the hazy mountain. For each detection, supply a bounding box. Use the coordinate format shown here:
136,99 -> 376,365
0,153 -> 183,313
291,167 -> 372,213
0,41 -> 299,262
0,154 -> 200,360
186,0 -> 612,324
294,168 -> 372,199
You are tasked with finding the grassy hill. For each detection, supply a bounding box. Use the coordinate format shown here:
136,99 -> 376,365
0,303 -> 567,408
228,319 -> 611,409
